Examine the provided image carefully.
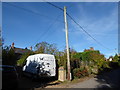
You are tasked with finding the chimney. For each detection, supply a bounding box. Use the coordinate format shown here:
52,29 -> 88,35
11,42 -> 14,49
90,47 -> 94,51
30,46 -> 32,51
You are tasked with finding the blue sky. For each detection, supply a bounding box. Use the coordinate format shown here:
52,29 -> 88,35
2,2 -> 118,58
0,2 -> 2,29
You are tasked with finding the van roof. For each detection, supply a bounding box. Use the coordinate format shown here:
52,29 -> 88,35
30,54 -> 54,56
27,54 -> 54,59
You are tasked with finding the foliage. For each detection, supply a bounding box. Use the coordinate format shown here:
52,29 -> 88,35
118,55 -> 120,66
73,67 -> 89,79
4,39 -> 120,80
112,54 -> 119,62
71,59 -> 80,69
55,48 -> 77,69
56,51 -> 67,69
64,50 -> 79,69
80,51 -> 102,61
71,50 -> 111,76
16,42 -> 58,67
2,47 -> 17,66
35,42 -> 58,55
69,48 -> 77,60
109,54 -> 120,69
17,51 -> 35,66
72,52 -> 82,60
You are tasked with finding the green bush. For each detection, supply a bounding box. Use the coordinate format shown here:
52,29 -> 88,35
73,67 -> 89,79
2,48 -> 17,66
108,54 -> 120,69
17,51 -> 35,66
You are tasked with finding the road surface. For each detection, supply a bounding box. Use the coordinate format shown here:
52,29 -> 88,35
17,67 -> 120,89
46,68 -> 120,88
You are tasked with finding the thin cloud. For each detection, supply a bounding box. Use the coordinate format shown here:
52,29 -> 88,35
70,5 -> 117,40
68,3 -> 118,58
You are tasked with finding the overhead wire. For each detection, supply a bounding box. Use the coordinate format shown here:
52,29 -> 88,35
5,2 -> 65,49
46,2 -> 64,11
31,13 -> 63,47
5,2 -> 64,23
66,13 -> 111,50
66,13 -> 118,53
5,2 -> 117,53
45,2 -> 115,51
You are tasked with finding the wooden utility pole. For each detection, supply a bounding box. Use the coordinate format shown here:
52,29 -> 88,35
63,6 -> 71,81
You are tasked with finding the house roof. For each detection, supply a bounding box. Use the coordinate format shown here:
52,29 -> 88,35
13,47 -> 31,54
10,42 -> 32,55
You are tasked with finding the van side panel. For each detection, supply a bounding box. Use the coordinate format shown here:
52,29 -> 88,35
23,54 -> 56,77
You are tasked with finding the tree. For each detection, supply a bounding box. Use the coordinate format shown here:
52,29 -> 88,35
2,46 -> 17,66
34,42 -> 58,55
17,51 -> 35,66
69,47 -> 77,60
113,54 -> 119,62
56,48 -> 77,69
55,50 -> 67,68
71,52 -> 82,69
109,54 -> 120,68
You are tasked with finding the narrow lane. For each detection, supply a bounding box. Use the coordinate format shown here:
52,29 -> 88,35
69,68 -> 120,88
45,68 -> 120,88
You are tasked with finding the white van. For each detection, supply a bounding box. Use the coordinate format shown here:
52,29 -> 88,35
23,54 -> 56,77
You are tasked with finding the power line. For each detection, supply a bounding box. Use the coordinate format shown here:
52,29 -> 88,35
31,14 -> 62,47
5,2 -> 64,49
66,13 -> 111,50
46,2 -> 63,11
41,22 -> 64,41
43,0 -> 75,11
5,2 -> 116,53
43,1 -> 64,11
5,2 -> 64,23
45,2 -> 112,51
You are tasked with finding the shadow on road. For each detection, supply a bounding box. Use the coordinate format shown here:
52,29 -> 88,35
16,66 -> 60,90
17,73 -> 60,90
95,68 -> 120,88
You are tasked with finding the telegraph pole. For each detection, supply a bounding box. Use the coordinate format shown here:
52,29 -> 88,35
63,6 -> 71,81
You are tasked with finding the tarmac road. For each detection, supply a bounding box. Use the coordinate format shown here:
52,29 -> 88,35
46,68 -> 120,88
69,67 -> 120,88
17,67 -> 120,89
